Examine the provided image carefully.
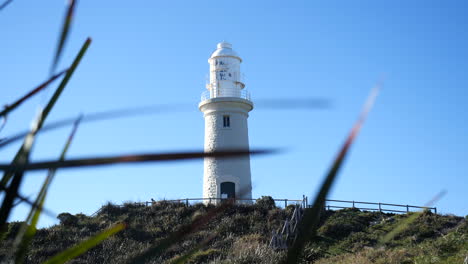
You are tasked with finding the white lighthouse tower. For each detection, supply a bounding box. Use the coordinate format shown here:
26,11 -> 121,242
199,42 -> 253,204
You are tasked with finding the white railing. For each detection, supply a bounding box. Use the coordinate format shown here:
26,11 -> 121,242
201,88 -> 251,102
206,81 -> 245,90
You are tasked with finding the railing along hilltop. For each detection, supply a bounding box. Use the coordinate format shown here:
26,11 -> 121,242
91,197 -> 437,216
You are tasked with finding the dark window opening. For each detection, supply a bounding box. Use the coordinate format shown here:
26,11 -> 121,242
220,182 -> 235,199
223,115 -> 230,127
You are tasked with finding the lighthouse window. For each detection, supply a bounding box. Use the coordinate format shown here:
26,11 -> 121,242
223,115 -> 230,128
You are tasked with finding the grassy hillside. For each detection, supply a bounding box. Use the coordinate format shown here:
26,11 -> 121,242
1,199 -> 466,263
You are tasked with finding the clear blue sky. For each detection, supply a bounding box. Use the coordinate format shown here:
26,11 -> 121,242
1,0 -> 467,227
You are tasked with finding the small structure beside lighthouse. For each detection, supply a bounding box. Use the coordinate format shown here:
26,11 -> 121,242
199,42 -> 253,203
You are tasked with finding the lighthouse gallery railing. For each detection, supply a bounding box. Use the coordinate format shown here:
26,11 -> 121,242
201,88 -> 251,102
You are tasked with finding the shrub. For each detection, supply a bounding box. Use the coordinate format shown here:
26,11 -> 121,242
99,202 -> 124,217
57,213 -> 78,227
255,196 -> 276,210
5,221 -> 24,239
396,212 -> 462,242
318,209 -> 372,239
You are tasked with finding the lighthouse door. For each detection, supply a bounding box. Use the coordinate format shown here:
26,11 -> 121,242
220,182 -> 236,199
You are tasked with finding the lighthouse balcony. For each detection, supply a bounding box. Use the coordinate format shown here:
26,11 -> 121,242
201,88 -> 251,102
205,81 -> 245,90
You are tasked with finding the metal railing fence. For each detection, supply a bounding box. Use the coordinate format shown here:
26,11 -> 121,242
91,197 -> 437,216
156,197 -> 304,208
325,199 -> 437,214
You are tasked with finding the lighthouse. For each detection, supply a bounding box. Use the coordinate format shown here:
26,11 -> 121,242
199,42 -> 253,204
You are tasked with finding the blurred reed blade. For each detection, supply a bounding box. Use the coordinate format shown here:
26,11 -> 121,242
0,97 -> 329,150
0,104 -> 181,150
0,113 -> 40,234
0,149 -> 275,172
0,117 -> 5,133
12,184 -> 46,263
50,0 -> 77,75
0,157 -> 29,235
0,69 -> 68,118
0,0 -> 13,11
44,38 -> 90,123
283,87 -> 379,264
0,38 -> 90,186
255,98 -> 331,110
13,116 -> 81,263
11,195 -> 24,207
43,223 -> 125,264
380,190 -> 446,244
0,38 -> 91,233
0,183 -> 57,218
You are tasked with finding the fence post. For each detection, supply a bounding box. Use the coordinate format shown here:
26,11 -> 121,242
209,198 -> 211,204
285,199 -> 288,208
434,207 -> 437,214
378,203 -> 382,212
406,205 -> 409,213
327,205 -> 330,210
186,198 -> 189,206
352,201 -> 355,208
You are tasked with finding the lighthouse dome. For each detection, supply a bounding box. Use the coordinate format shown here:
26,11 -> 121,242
210,42 -> 242,62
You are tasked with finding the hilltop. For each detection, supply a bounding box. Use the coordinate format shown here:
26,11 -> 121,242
1,198 -> 466,263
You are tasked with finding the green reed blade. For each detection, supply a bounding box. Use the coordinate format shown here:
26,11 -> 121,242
43,223 -> 125,264
282,87 -> 379,264
43,38 -> 91,127
0,38 -> 90,186
50,0 -> 77,75
0,183 -> 57,219
13,117 -> 81,263
0,69 -> 68,118
12,187 -> 46,264
0,38 -> 91,234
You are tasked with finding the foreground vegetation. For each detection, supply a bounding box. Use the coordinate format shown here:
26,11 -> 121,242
5,1 -> 452,263
1,199 -> 466,264
1,2 -> 379,259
